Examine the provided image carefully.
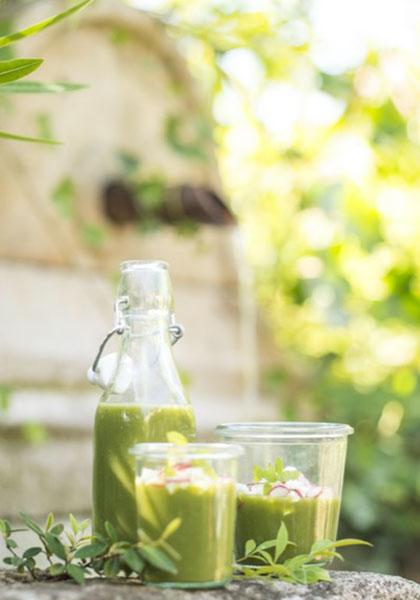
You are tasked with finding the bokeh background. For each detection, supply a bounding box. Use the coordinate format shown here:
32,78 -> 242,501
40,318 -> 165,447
1,0 -> 420,582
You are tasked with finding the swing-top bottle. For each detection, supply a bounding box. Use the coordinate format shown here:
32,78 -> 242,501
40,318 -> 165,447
91,260 -> 196,541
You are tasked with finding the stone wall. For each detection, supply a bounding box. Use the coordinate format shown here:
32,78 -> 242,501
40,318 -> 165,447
1,571 -> 420,600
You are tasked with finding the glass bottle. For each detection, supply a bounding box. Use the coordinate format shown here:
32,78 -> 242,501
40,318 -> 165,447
91,260 -> 196,542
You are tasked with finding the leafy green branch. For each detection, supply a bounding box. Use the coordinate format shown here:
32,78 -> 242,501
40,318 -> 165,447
0,0 -> 93,143
0,512 -> 180,584
236,522 -> 372,584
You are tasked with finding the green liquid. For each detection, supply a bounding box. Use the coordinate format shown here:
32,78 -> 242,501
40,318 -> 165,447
137,480 -> 236,586
93,403 -> 196,542
236,494 -> 341,563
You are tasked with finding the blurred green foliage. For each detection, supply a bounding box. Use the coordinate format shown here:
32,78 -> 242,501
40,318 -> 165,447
140,0 -> 420,579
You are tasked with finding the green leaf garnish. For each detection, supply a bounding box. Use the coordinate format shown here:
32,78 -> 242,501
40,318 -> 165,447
252,459 -> 303,493
166,431 -> 188,445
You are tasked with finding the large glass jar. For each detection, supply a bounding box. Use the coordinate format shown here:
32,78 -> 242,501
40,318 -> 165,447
92,261 -> 196,542
216,422 -> 353,563
131,443 -> 243,588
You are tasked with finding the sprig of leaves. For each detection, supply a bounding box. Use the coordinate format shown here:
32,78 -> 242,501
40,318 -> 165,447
253,458 -> 301,494
0,512 -> 180,584
0,0 -> 93,143
236,522 -> 372,584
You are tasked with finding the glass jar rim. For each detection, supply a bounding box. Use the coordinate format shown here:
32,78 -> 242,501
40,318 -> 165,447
130,442 -> 244,461
216,421 -> 354,441
121,260 -> 168,272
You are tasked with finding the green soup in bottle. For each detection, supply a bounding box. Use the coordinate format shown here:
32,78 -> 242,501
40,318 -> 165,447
91,261 -> 196,542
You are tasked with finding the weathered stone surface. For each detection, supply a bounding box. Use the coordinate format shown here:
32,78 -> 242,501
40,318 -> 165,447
0,571 -> 419,600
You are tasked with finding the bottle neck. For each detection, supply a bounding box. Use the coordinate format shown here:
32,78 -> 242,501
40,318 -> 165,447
123,312 -> 172,344
103,311 -> 187,407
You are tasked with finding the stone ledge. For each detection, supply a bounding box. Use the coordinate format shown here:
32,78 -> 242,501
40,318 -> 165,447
0,571 -> 419,600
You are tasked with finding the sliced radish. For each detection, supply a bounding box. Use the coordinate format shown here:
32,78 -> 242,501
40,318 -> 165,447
174,462 -> 193,471
269,484 -> 289,497
307,485 -> 322,498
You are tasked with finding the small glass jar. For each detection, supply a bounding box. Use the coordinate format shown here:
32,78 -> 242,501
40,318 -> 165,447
130,443 -> 243,588
216,422 -> 353,563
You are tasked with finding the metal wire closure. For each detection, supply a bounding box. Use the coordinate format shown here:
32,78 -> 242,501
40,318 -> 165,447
90,296 -> 184,374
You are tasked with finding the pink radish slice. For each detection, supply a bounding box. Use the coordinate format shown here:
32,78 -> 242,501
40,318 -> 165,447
268,484 -> 289,497
307,485 -> 322,498
165,477 -> 192,484
174,462 -> 193,471
288,488 -> 304,498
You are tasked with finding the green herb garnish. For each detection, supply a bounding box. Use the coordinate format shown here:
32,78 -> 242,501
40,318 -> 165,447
0,512 -> 180,584
253,458 -> 301,492
166,431 -> 188,445
236,522 -> 372,584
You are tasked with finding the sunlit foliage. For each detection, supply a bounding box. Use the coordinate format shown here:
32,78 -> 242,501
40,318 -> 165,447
136,0 -> 420,577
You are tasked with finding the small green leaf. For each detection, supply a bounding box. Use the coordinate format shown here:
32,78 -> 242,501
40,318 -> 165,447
103,556 -> 121,577
5,556 -> 24,567
19,513 -> 43,535
257,539 -> 277,551
166,431 -> 188,445
117,150 -> 140,177
104,521 -> 118,542
49,563 -> 66,576
138,545 -> 178,574
304,566 -> 331,582
51,177 -> 75,219
21,422 -> 48,445
254,548 -> 274,564
160,517 -> 182,540
245,539 -> 256,556
164,114 -> 208,162
45,533 -> 66,560
81,223 -> 106,249
285,554 -> 312,570
45,513 -> 54,531
275,457 -> 284,474
263,482 -> 272,495
0,81 -> 86,94
6,538 -> 18,549
67,563 -> 85,584
123,548 -> 144,574
74,542 -> 107,559
275,522 -> 289,562
36,113 -> 54,141
0,519 -> 11,537
69,514 -> 79,535
0,58 -> 43,84
0,385 -> 12,415
23,547 -> 42,559
310,538 -> 372,556
0,0 -> 94,49
159,540 -> 181,562
79,519 -> 90,532
109,541 -> 130,553
50,524 -> 64,536
0,130 -> 60,144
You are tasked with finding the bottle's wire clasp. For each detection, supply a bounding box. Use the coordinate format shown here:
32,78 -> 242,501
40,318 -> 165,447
88,296 -> 184,380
